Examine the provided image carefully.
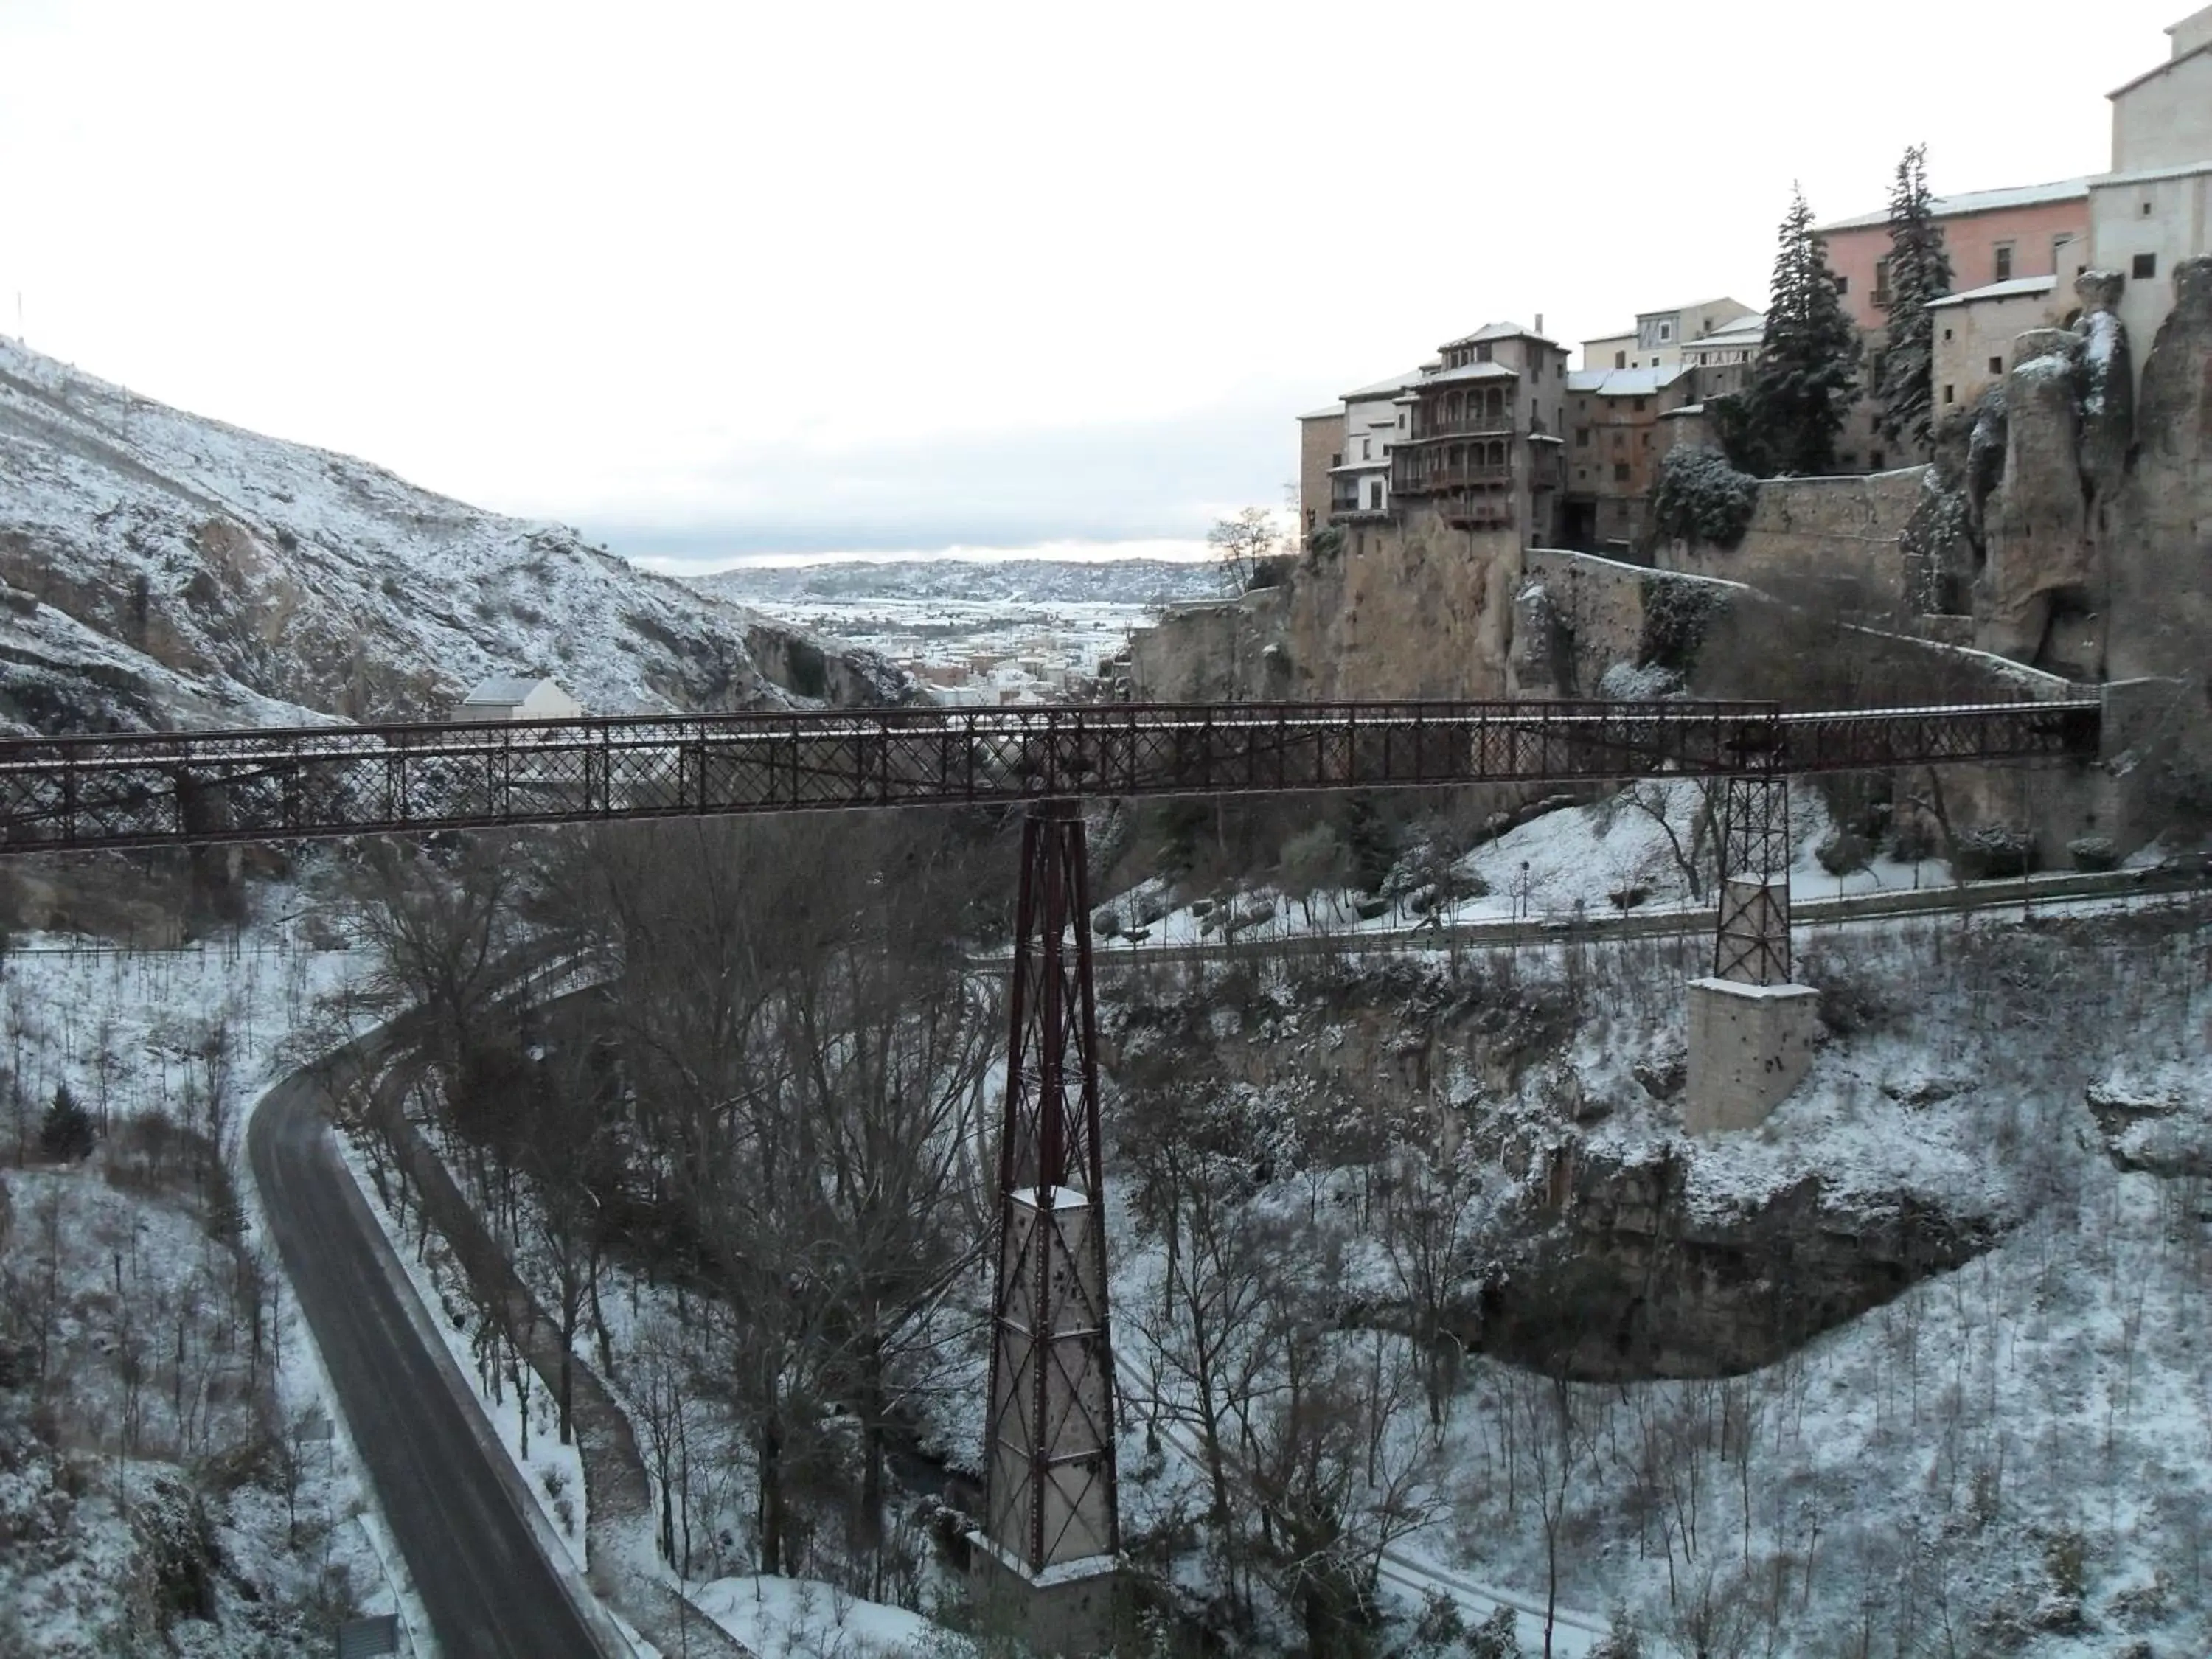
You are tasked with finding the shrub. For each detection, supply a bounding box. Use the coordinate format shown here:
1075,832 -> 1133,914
2067,835 -> 2119,872
1954,824 -> 2034,880
1649,446 -> 1759,549
1816,830 -> 1872,876
1638,577 -> 1730,675
1887,815 -> 1939,863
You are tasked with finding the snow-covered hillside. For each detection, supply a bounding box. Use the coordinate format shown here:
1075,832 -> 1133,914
0,335 -> 908,736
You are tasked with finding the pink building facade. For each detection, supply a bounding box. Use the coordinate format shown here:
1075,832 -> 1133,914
1819,183 -> 2091,333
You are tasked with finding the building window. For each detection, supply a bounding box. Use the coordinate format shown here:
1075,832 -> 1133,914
1615,351 -> 1627,369
1576,428 -> 1590,447
1363,438 -> 1371,459
1613,463 -> 1630,483
1368,481 -> 1382,510
1641,431 -> 1651,449
1874,258 -> 1891,305
1834,275 -> 1849,296
1658,322 -> 1673,341
1994,243 -> 2014,282
1330,453 -> 1341,467
1942,327 -> 1953,342
1871,450 -> 1886,470
1943,385 -> 1955,404
1632,398 -> 1646,413
1988,355 -> 2003,375
1476,343 -> 1494,363
2133,252 -> 2158,280
2142,200 -> 2154,216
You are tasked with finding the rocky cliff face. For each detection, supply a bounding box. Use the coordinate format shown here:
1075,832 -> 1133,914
2107,257 -> 2212,684
0,336 -> 908,735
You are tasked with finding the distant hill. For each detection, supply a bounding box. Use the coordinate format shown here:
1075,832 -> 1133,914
695,557 -> 1228,610
0,337 -> 905,736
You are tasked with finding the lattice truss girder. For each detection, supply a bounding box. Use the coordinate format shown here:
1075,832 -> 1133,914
0,699 -> 2098,855
983,804 -> 1119,1576
1712,771 -> 1793,985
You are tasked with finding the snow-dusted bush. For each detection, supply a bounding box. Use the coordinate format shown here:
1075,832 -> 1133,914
1635,576 -> 1729,675
1954,823 -> 2034,880
1815,829 -> 1872,876
2067,834 -> 2119,872
1649,446 -> 1759,549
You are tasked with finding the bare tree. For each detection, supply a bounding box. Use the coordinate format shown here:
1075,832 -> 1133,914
1208,507 -> 1282,595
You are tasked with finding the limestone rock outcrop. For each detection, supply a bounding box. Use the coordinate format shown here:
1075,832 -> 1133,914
2107,257 -> 2212,683
1979,330 -> 2099,671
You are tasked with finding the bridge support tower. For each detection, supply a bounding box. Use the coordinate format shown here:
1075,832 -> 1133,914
970,801 -> 1122,1655
1687,771 -> 1820,1134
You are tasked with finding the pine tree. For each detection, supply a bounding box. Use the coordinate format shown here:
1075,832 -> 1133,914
1874,144 -> 1954,455
40,1082 -> 94,1162
1745,185 -> 1863,476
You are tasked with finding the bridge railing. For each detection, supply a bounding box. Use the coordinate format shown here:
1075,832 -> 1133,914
0,698 -> 2099,855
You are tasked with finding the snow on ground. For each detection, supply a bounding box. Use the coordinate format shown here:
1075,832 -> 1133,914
1098,781 -> 1950,952
0,914 -> 422,1655
692,1573 -> 946,1658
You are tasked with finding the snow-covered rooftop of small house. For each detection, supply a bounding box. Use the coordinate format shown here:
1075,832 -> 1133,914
1817,176 -> 2090,232
1298,403 -> 1345,422
1638,296 -> 1751,324
462,675 -> 560,706
1925,274 -> 2060,310
1661,403 -> 1707,418
1420,361 -> 1520,386
1439,320 -> 1559,349
1340,366 -> 1430,402
1697,313 -> 1766,343
1564,365 -> 1691,396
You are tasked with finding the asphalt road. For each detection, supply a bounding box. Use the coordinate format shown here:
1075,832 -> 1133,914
249,1060 -> 614,1659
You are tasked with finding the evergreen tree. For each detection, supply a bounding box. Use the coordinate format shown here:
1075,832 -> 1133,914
1874,144 -> 1954,454
1745,185 -> 1862,476
40,1082 -> 94,1162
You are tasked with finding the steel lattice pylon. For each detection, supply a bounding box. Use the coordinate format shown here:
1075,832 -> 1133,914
979,800 -> 1120,1583
1713,771 -> 1793,984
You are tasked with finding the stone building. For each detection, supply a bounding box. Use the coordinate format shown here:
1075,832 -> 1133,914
1329,365 -> 1427,524
2087,4 -> 2212,385
1927,275 -> 2070,414
1560,364 -> 1699,553
1578,299 -> 1759,375
1389,322 -> 1572,545
1296,406 -> 1345,546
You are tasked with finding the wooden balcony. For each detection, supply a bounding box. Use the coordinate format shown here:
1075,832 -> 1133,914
1392,460 -> 1515,495
1412,414 -> 1520,441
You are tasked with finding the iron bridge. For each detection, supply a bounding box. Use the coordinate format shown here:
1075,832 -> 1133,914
0,697 -> 2101,855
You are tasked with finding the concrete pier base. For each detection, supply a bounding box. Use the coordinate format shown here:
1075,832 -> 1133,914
968,1534 -> 1121,1656
1685,976 -> 1820,1134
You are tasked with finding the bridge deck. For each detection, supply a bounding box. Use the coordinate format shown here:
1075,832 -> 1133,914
0,698 -> 2101,855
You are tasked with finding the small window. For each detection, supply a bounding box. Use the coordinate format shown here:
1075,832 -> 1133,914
1834,275 -> 1849,296
1658,322 -> 1673,341
1576,428 -> 1590,447
1613,463 -> 1630,483
1614,350 -> 1627,369
1943,385 -> 1955,404
1640,431 -> 1651,449
1874,257 -> 1891,305
1476,343 -> 1494,363
1993,243 -> 2014,282
1632,397 -> 1646,413
1363,438 -> 1372,460
1871,450 -> 1886,470
1942,327 -> 1953,342
1988,356 -> 2003,375
1330,453 -> 1341,467
2142,201 -> 2154,217
2133,253 -> 2158,280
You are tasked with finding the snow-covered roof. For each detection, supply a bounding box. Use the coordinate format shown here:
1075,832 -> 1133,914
2093,158 -> 2212,187
1340,366 -> 1430,402
1697,313 -> 1767,344
1638,296 -> 1754,325
463,675 -> 560,706
1298,403 -> 1345,422
1420,361 -> 1521,386
1662,403 -> 1708,418
1564,366 -> 1691,397
1925,274 -> 2061,310
1818,177 -> 2090,233
1439,320 -> 1560,349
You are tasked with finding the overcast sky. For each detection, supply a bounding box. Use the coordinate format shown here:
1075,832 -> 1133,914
0,0 -> 2188,567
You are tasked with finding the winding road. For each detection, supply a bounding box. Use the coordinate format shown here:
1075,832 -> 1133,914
249,1057 -> 617,1658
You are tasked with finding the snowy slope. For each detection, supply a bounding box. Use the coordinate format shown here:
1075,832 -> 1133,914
0,335 -> 908,735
